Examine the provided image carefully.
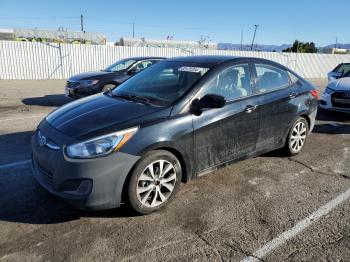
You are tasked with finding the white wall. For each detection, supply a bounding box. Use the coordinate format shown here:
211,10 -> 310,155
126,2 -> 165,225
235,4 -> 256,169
1,41 -> 350,79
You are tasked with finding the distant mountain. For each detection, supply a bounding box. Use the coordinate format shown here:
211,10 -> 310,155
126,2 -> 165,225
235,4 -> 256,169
218,43 -> 350,52
323,43 -> 350,50
218,43 -> 291,52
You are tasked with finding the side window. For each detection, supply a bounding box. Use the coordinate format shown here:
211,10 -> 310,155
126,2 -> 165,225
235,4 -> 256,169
255,64 -> 290,93
131,60 -> 154,72
336,64 -> 350,75
141,60 -> 156,69
202,64 -> 253,101
149,59 -> 161,66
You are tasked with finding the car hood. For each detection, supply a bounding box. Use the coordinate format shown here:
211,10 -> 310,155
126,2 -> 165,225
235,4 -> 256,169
46,94 -> 170,140
328,77 -> 350,91
69,70 -> 124,81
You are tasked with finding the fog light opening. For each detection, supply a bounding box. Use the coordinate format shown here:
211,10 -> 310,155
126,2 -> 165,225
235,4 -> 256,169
61,179 -> 92,196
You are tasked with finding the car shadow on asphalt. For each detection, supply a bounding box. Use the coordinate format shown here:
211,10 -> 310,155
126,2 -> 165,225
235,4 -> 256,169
316,108 -> 350,123
314,108 -> 350,134
22,94 -> 72,107
0,131 -> 34,164
0,175 -> 138,225
313,124 -> 350,135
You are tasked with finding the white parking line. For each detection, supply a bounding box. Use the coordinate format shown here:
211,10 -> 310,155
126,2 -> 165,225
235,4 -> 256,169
0,115 -> 45,122
0,159 -> 31,170
241,187 -> 350,262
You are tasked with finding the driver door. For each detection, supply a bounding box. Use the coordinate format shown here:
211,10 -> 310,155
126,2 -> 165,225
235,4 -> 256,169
192,62 -> 260,174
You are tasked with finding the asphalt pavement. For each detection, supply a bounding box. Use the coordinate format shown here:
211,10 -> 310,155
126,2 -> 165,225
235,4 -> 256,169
0,79 -> 349,262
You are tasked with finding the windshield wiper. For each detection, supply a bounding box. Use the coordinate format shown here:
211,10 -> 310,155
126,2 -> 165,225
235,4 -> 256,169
110,93 -> 151,105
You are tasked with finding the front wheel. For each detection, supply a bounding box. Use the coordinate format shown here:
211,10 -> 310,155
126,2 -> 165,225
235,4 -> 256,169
127,150 -> 182,215
284,117 -> 309,155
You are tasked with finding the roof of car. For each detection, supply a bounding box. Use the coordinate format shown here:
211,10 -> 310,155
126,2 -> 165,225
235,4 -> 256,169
131,56 -> 165,61
166,55 -> 293,70
166,55 -> 247,65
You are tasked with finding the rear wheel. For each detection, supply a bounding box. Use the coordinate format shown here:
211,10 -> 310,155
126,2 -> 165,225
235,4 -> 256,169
127,150 -> 181,215
284,117 -> 309,155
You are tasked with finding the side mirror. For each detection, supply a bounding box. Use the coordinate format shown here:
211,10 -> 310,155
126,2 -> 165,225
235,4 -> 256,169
191,94 -> 226,115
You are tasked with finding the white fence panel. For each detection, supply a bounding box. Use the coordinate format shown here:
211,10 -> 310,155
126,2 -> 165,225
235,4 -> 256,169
1,40 -> 350,79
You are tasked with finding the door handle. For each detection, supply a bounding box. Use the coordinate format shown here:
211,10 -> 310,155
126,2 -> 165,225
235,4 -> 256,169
245,105 -> 257,113
289,92 -> 297,98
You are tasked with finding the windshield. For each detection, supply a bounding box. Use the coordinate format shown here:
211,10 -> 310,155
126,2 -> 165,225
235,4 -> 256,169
336,64 -> 350,76
111,61 -> 211,106
104,58 -> 136,72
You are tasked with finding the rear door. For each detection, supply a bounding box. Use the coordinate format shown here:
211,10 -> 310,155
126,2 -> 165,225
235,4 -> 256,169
192,61 -> 260,173
252,62 -> 300,151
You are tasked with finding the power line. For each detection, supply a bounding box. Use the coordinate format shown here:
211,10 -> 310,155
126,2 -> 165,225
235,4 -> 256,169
81,16 -> 236,32
0,16 -> 78,21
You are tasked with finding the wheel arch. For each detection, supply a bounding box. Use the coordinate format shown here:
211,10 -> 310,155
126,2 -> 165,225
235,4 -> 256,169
299,113 -> 311,130
282,112 -> 311,146
120,145 -> 190,204
154,147 -> 188,183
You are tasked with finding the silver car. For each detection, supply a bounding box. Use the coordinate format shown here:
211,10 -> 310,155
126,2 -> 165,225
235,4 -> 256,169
328,63 -> 350,82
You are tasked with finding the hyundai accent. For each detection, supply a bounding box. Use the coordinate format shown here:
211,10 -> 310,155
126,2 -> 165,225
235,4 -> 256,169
32,56 -> 318,214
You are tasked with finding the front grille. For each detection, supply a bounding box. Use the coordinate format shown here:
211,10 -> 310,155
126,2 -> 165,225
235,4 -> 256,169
66,80 -> 80,88
331,91 -> 350,109
36,163 -> 54,187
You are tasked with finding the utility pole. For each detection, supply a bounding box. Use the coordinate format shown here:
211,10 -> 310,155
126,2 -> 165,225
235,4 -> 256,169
132,22 -> 135,38
240,30 -> 243,51
335,36 -> 338,49
80,14 -> 84,32
250,24 -> 259,51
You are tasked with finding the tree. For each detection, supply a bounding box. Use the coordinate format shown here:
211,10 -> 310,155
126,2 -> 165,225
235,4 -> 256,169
282,40 -> 317,53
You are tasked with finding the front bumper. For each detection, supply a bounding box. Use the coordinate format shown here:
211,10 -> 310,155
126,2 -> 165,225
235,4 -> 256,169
319,92 -> 350,113
31,125 -> 140,210
65,84 -> 100,99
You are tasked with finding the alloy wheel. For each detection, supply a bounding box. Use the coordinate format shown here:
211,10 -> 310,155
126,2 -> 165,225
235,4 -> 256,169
136,160 -> 177,207
290,121 -> 307,152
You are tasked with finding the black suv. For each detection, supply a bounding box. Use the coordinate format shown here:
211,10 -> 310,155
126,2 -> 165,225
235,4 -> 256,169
33,56 -> 318,214
65,57 -> 164,98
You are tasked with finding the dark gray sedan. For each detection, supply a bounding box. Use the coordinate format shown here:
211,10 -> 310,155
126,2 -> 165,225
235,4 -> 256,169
65,57 -> 164,98
33,56 -> 318,215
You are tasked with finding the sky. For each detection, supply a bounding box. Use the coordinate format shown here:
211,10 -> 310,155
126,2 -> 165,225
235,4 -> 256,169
0,0 -> 349,46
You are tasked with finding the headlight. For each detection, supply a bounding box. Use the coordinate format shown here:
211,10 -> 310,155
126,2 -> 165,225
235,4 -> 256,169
79,80 -> 99,87
66,127 -> 138,159
324,87 -> 334,94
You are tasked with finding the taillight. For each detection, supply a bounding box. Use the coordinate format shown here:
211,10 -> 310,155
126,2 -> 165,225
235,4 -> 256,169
310,89 -> 318,100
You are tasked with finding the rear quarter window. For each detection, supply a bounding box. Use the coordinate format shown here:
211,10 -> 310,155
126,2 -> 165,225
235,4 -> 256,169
288,72 -> 299,84
255,64 -> 290,93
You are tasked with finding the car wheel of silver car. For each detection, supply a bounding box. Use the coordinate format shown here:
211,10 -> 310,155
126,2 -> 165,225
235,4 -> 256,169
101,84 -> 116,93
127,150 -> 182,214
285,117 -> 309,156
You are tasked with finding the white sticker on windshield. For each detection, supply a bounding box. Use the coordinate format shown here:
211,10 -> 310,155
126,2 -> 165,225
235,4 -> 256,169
178,66 -> 209,73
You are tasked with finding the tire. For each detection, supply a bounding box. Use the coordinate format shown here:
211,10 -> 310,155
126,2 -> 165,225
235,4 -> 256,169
127,150 -> 182,215
284,117 -> 309,156
101,84 -> 117,93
